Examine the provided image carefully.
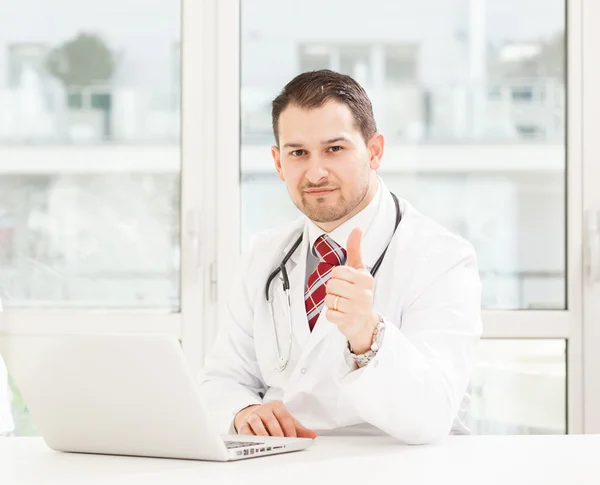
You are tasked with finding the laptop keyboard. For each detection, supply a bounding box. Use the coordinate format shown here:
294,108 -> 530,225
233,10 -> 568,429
224,440 -> 264,449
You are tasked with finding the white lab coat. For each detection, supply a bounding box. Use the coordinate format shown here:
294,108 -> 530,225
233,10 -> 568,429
199,187 -> 482,444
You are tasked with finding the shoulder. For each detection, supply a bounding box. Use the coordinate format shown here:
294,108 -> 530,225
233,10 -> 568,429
236,217 -> 305,287
243,217 -> 305,262
396,199 -> 478,274
228,217 -> 305,306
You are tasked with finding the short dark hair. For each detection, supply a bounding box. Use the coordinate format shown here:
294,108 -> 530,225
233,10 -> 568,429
271,69 -> 377,146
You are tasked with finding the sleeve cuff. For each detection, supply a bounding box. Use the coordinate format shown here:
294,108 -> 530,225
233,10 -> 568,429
200,382 -> 262,435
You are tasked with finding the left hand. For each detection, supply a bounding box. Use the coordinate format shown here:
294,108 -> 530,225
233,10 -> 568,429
325,228 -> 379,354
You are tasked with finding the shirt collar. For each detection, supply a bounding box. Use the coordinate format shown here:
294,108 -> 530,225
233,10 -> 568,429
307,179 -> 382,265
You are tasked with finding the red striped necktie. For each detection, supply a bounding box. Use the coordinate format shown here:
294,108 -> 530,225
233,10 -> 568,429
304,235 -> 347,331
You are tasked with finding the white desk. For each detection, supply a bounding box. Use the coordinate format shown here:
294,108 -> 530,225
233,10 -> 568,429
1,435 -> 599,485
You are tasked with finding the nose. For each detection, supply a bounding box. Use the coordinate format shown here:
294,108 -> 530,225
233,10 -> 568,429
304,156 -> 328,185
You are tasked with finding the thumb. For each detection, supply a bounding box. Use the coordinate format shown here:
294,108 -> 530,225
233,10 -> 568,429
346,227 -> 366,270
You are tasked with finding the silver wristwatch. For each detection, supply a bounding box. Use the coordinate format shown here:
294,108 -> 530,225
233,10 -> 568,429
346,316 -> 386,368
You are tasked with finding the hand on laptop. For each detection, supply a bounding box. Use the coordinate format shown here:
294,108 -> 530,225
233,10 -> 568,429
234,400 -> 317,439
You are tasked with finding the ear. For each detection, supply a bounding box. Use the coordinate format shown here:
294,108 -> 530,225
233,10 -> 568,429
367,133 -> 384,170
272,145 -> 285,182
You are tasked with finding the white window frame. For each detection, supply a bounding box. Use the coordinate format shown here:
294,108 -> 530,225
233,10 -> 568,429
208,0 -> 597,434
582,0 -> 600,433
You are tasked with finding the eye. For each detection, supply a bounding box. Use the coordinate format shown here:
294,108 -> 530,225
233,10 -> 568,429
290,149 -> 307,157
328,146 -> 343,153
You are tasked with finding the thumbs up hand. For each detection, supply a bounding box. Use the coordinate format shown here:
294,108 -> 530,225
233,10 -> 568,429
325,228 -> 380,355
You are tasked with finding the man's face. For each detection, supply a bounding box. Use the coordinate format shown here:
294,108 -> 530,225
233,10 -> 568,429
272,101 -> 382,226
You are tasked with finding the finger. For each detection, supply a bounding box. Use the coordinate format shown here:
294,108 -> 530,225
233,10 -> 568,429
292,418 -> 318,439
273,407 -> 297,437
330,266 -> 363,283
346,228 -> 366,270
246,414 -> 269,436
261,412 -> 285,437
238,422 -> 256,436
331,267 -> 373,288
326,279 -> 356,299
325,308 -> 345,324
324,293 -> 351,313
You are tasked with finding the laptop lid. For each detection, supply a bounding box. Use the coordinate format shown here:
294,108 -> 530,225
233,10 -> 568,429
0,333 -> 230,461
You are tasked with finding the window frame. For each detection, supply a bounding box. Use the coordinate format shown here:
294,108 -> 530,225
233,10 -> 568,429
582,0 -> 600,433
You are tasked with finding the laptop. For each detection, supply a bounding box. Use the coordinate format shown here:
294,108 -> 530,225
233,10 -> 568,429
0,332 -> 313,461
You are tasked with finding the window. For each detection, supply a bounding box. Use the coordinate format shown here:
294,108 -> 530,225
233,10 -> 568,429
1,0 -> 182,436
470,340 -> 566,434
4,0 -> 598,439
384,44 -> 418,83
8,44 -> 49,89
238,0 -> 572,435
241,0 -> 566,310
338,45 -> 371,85
0,2 -> 181,308
299,45 -> 331,72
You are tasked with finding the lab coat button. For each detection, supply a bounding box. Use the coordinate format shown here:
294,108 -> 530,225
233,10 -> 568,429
300,368 -> 307,374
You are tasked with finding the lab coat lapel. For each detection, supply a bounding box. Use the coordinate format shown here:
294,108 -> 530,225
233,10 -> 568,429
360,186 -> 397,273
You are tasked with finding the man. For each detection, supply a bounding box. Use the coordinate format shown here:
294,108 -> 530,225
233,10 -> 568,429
199,70 -> 481,444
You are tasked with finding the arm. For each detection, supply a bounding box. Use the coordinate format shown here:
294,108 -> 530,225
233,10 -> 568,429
197,242 -> 266,434
338,247 -> 482,444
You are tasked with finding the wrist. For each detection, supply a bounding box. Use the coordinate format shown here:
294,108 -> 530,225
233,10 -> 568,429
348,312 -> 380,355
346,313 -> 385,368
234,404 -> 260,431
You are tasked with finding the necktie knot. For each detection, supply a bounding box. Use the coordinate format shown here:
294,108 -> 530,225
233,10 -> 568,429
313,234 -> 347,267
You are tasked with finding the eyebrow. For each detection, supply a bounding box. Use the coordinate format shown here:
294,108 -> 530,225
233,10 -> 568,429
282,136 -> 351,149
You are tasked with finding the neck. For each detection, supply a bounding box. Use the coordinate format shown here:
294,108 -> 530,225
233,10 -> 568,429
316,175 -> 379,233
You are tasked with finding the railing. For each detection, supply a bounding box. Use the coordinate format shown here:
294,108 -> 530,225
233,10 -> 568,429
0,85 -> 180,144
242,80 -> 565,144
0,81 -> 564,144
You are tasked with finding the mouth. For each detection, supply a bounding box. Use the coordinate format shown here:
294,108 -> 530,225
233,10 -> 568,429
304,188 -> 337,197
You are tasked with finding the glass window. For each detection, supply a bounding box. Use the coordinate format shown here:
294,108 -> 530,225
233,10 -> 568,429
470,340 -> 566,434
299,45 -> 331,72
240,0 -> 566,310
0,0 -> 181,309
338,45 -> 371,85
384,44 -> 419,83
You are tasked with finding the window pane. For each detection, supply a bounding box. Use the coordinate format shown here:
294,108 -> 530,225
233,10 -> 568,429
469,340 -> 566,434
240,0 -> 566,310
0,1 -> 181,309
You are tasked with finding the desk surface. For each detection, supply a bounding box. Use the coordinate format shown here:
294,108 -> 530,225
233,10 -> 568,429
1,435 -> 599,485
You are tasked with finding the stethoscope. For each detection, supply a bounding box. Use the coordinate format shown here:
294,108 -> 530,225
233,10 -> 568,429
265,193 -> 402,372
